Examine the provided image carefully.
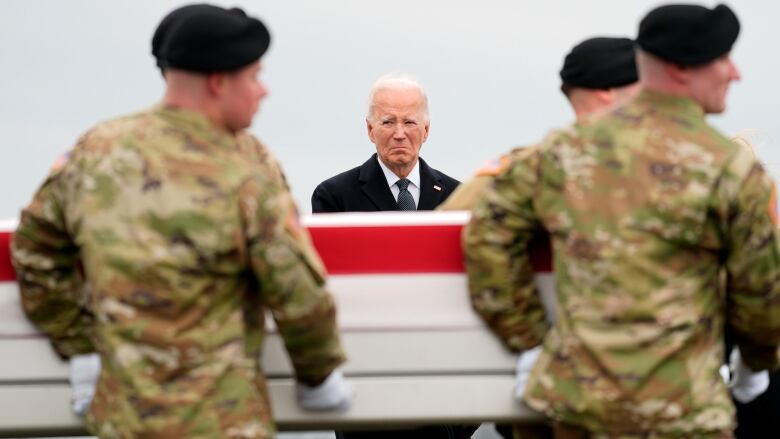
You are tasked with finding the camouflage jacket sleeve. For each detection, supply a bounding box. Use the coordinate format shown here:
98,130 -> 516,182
463,146 -> 548,352
11,154 -> 96,358
239,161 -> 346,386
719,149 -> 780,371
439,147 -> 530,211
437,175 -> 493,211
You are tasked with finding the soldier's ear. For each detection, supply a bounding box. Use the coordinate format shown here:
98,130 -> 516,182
664,63 -> 690,86
593,89 -> 614,105
206,73 -> 225,97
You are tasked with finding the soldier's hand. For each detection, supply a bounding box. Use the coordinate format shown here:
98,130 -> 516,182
69,353 -> 101,416
514,346 -> 542,401
730,347 -> 770,404
296,369 -> 353,411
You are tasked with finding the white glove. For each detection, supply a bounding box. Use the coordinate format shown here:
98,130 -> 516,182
730,347 -> 769,404
69,353 -> 101,416
296,369 -> 352,411
718,364 -> 730,384
514,346 -> 542,401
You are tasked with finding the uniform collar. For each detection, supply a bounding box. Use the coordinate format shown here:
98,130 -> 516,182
634,89 -> 705,120
154,104 -> 240,146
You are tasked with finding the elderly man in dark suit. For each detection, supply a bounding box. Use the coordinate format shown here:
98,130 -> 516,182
312,75 -> 470,439
312,74 -> 459,213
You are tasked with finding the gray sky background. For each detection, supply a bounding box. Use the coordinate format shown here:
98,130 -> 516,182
1,0 -> 777,218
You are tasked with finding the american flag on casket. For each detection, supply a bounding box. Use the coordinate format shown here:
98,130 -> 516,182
0,212 -> 552,434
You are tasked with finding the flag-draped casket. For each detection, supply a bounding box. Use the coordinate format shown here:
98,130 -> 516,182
0,212 -> 552,436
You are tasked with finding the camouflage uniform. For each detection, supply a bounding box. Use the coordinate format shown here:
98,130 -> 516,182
12,106 -> 346,438
438,149 -> 525,211
464,90 -> 780,437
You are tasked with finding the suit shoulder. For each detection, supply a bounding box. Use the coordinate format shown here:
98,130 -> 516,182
312,163 -> 367,213
315,165 -> 363,191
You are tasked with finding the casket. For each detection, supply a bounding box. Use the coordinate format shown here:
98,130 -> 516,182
0,212 -> 552,436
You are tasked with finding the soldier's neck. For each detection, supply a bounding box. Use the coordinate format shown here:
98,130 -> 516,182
163,92 -> 229,133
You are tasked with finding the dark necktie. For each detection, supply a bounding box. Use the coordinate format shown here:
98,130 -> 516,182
396,178 -> 416,211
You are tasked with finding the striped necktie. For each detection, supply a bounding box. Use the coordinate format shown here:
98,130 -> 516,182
396,178 -> 416,211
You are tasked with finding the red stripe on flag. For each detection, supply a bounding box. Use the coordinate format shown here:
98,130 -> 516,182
0,231 -> 14,282
0,225 -> 552,280
308,224 -> 465,274
307,224 -> 552,275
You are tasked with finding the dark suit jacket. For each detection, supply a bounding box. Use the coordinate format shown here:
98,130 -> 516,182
312,154 -> 459,212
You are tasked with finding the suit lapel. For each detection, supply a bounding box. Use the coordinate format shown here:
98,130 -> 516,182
359,154 -> 399,211
417,157 -> 445,210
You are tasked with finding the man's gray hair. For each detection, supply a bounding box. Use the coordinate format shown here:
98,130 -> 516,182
366,73 -> 429,122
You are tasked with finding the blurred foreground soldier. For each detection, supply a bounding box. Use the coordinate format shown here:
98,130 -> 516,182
12,4 -> 348,438
465,4 -> 780,438
442,36 -> 640,439
312,74 -> 459,213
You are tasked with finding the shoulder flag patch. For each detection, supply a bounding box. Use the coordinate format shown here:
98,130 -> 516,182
475,155 -> 509,177
48,151 -> 72,174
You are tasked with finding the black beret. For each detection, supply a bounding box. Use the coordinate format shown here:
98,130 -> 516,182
560,37 -> 638,89
637,4 -> 739,66
152,4 -> 270,73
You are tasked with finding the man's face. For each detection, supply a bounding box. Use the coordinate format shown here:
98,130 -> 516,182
219,60 -> 268,132
367,88 -> 429,169
687,54 -> 740,114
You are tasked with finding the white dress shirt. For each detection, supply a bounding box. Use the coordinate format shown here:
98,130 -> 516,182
376,156 -> 420,208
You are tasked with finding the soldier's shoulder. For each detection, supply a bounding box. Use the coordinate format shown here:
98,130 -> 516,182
722,135 -> 769,184
236,132 -> 271,158
76,109 -> 159,149
236,133 -> 279,170
538,123 -> 587,146
688,119 -> 741,152
438,175 -> 493,211
231,134 -> 292,191
487,144 -> 546,194
45,110 -> 156,176
472,145 -> 537,178
681,123 -> 756,182
93,108 -> 158,132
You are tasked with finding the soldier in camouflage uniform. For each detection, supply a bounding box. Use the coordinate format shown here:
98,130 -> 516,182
11,4 -> 347,438
439,37 -> 639,211
464,4 -> 780,438
441,36 -> 640,439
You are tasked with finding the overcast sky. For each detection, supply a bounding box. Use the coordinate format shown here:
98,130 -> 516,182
1,0 -> 776,218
